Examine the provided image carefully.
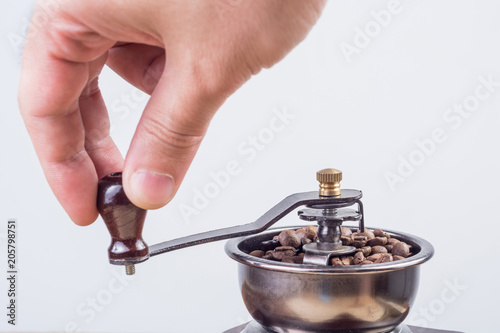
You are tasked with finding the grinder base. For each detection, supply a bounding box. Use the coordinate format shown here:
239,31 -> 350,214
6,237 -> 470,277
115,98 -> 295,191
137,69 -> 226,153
239,320 -> 410,333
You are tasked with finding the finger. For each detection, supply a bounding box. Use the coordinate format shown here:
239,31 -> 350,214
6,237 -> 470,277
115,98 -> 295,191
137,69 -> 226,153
79,54 -> 124,179
122,67 -> 226,209
18,13 -> 115,225
107,43 -> 165,94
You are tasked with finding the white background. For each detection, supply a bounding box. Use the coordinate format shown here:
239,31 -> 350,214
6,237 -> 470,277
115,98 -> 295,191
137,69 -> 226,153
1,1 -> 499,332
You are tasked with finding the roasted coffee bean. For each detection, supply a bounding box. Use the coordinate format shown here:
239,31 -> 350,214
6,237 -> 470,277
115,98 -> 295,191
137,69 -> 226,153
341,235 -> 353,246
301,237 -> 312,245
367,253 -> 383,262
383,253 -> 394,262
367,237 -> 388,247
341,227 -> 353,237
269,251 -> 287,261
283,256 -> 303,264
260,238 -> 280,252
296,227 -> 317,241
352,235 -> 368,248
254,227 -> 414,264
355,246 -> 372,257
375,253 -> 393,263
250,250 -> 265,258
371,245 -> 388,254
353,251 -> 365,265
262,254 -> 274,260
392,242 -> 410,258
305,226 -> 318,239
267,246 -> 296,260
387,238 -> 400,246
340,256 -> 352,266
356,229 -> 375,240
275,246 -> 297,256
278,230 -> 301,248
331,257 -> 345,266
296,228 -> 314,246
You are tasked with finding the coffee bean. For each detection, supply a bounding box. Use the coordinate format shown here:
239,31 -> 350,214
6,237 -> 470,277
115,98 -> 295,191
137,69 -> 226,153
367,237 -> 387,247
353,251 -> 365,265
371,245 -> 388,254
278,230 -> 301,248
392,242 -> 410,258
341,227 -> 353,237
387,238 -> 400,246
301,237 -> 312,245
253,227 -> 414,265
275,246 -> 297,252
262,254 -> 274,260
356,229 -> 375,240
260,238 -> 280,252
340,256 -> 352,266
355,246 -> 372,257
341,235 -> 353,246
269,251 -> 287,261
305,226 -> 318,240
331,257 -> 345,266
296,227 -> 317,240
250,250 -> 265,258
374,253 -> 393,263
283,256 -> 303,264
296,227 -> 315,246
352,235 -> 368,248
367,253 -> 383,262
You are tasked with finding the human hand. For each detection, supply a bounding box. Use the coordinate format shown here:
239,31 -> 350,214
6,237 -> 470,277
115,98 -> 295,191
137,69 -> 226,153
18,0 -> 326,225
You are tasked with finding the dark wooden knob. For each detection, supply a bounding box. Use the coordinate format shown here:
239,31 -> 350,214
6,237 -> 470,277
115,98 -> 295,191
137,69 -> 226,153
97,172 -> 149,264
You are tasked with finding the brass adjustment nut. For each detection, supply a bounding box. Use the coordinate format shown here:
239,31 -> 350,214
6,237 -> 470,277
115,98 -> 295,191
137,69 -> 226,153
317,168 -> 342,196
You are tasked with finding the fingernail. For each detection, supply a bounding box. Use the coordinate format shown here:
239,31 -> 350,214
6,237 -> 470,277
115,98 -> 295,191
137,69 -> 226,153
130,170 -> 175,206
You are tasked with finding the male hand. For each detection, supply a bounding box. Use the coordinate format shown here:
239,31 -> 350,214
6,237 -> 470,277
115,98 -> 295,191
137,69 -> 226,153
18,0 -> 326,225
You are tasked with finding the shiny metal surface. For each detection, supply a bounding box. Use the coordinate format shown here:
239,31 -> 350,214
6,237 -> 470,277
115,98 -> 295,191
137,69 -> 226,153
225,226 -> 434,333
302,243 -> 356,265
240,320 -> 412,333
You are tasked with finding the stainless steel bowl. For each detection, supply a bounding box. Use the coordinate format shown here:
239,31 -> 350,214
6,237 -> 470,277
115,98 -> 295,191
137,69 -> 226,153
225,226 -> 434,333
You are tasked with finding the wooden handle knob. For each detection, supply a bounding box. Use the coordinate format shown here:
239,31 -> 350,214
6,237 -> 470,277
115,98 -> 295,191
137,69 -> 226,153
97,172 -> 149,264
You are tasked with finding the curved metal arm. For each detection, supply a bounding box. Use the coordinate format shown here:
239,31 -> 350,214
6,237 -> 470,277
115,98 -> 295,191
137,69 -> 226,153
149,189 -> 362,257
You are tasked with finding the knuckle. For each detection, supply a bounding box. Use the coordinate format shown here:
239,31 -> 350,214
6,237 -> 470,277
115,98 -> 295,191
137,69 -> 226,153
140,116 -> 204,159
44,12 -> 113,63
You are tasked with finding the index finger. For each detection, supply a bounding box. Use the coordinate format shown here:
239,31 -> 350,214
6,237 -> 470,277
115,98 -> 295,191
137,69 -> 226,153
18,12 -> 116,225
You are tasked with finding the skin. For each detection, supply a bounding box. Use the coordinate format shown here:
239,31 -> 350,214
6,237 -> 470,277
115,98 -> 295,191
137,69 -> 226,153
18,0 -> 326,226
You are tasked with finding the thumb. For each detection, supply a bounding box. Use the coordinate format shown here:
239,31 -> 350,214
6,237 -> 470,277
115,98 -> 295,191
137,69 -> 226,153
122,67 -> 227,209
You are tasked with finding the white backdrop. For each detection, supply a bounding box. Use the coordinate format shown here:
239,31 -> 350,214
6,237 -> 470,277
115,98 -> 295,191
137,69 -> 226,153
1,1 -> 499,332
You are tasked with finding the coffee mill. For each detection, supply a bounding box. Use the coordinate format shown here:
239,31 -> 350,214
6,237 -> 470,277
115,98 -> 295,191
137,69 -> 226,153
96,168 -> 446,333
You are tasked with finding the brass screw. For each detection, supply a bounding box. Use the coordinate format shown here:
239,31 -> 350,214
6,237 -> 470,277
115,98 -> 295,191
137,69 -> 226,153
125,264 -> 135,275
317,168 -> 342,196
